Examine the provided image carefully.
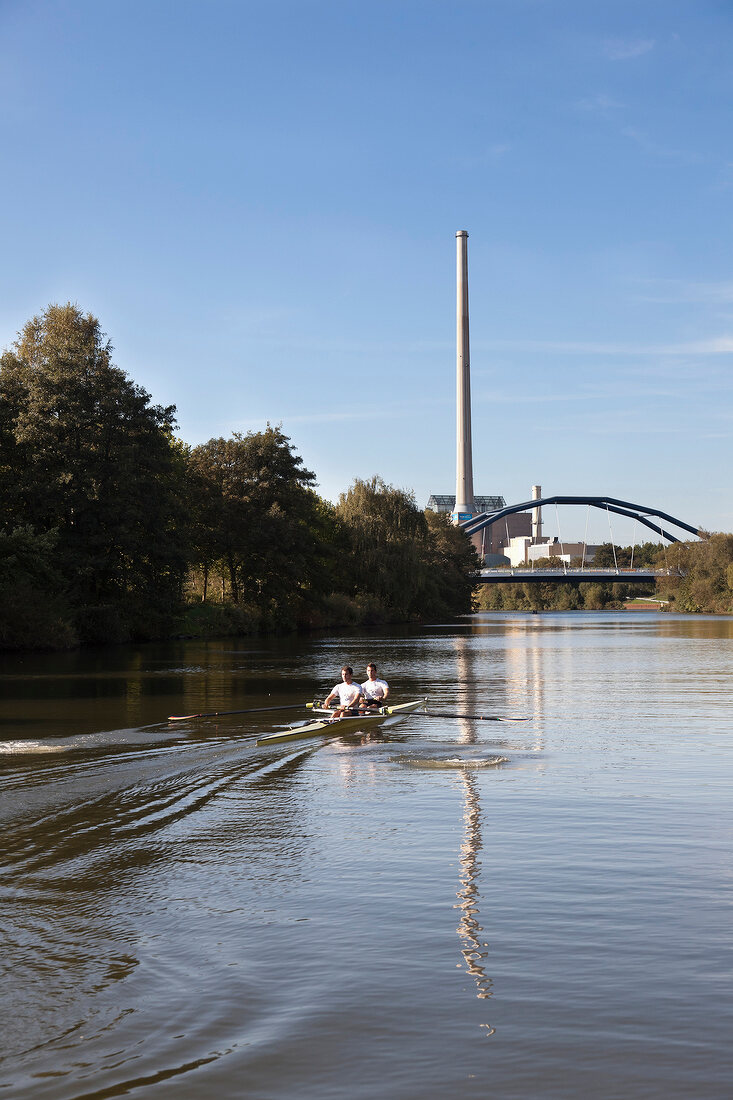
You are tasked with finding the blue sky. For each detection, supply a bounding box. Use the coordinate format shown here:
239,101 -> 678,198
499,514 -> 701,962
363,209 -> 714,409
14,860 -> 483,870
1,0 -> 731,542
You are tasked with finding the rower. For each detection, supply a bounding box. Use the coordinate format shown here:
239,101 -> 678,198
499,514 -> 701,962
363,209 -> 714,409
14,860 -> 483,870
323,666 -> 363,718
360,663 -> 389,709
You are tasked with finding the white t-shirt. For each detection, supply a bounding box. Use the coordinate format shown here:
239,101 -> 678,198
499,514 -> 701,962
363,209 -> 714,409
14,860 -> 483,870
361,677 -> 388,701
331,681 -> 362,707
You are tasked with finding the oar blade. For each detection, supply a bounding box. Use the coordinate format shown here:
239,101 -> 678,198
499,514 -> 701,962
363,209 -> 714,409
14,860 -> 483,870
423,711 -> 530,722
167,702 -> 314,722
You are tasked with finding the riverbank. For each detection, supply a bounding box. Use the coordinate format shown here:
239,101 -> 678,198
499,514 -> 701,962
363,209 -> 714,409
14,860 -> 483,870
622,598 -> 670,611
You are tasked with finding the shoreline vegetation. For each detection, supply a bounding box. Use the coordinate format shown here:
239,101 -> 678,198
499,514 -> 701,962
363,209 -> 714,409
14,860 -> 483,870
475,536 -> 733,615
1,304 -> 731,651
0,304 -> 476,651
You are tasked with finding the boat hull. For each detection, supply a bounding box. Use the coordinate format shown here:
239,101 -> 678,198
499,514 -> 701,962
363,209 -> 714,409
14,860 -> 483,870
256,700 -> 424,747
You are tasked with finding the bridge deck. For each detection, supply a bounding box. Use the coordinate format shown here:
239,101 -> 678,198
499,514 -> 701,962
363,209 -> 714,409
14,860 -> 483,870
476,568 -> 675,585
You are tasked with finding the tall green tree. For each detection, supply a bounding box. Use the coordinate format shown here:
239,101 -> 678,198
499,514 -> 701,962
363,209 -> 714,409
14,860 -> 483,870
335,477 -> 478,618
657,533 -> 733,612
186,426 -> 331,624
336,477 -> 429,614
423,508 -> 480,615
0,303 -> 186,641
0,526 -> 76,649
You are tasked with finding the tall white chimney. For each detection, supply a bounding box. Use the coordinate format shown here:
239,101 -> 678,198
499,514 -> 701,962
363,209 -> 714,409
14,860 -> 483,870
532,485 -> 542,544
454,230 -> 475,520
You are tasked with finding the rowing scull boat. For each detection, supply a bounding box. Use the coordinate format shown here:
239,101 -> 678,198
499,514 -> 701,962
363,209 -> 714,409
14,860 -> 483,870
256,699 -> 425,747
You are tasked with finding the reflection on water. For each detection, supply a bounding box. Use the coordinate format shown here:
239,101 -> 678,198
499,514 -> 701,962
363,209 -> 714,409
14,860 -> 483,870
454,629 -> 545,763
453,636 -> 477,745
454,770 -> 495,1027
502,622 -> 545,755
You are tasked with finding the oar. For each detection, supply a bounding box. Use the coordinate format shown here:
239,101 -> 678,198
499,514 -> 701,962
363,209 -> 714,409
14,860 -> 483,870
168,702 -> 318,721
423,711 -> 530,723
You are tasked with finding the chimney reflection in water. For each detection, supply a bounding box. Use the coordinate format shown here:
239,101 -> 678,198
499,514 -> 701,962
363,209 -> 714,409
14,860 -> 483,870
455,769 -> 496,1030
449,628 -> 542,1032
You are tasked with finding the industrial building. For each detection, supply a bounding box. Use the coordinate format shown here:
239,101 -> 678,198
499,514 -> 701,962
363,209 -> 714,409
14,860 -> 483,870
427,494 -> 531,561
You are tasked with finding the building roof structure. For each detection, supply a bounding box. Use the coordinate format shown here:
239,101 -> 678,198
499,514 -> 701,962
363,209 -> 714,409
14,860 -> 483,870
427,494 -> 506,513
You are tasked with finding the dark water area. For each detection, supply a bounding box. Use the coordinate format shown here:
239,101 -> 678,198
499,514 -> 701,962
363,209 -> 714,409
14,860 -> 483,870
1,613 -> 732,1099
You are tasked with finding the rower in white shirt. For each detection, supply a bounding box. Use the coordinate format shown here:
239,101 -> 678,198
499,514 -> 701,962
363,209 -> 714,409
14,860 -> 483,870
323,666 -> 363,718
360,663 -> 389,709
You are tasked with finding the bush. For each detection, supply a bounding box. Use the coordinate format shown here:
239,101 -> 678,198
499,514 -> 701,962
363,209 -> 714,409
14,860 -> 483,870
176,601 -> 262,638
657,534 -> 733,613
0,580 -> 77,649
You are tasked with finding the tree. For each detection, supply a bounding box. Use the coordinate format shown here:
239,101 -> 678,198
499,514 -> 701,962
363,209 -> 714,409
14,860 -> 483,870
657,534 -> 733,613
335,477 -> 479,619
336,477 -> 428,613
186,426 -> 329,625
0,526 -> 76,649
423,509 -> 480,615
593,542 -> 664,568
0,303 -> 187,641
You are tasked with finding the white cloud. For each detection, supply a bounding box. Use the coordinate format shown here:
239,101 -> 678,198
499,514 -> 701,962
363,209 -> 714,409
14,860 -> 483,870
620,126 -> 699,163
604,38 -> 656,61
678,336 -> 733,353
474,375 -> 728,409
712,162 -> 733,190
474,336 -> 733,356
233,407 -> 408,430
575,93 -> 624,115
458,144 -> 512,169
634,278 -> 733,305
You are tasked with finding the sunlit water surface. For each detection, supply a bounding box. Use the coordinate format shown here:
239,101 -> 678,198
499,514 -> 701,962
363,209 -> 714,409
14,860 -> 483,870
1,613 -> 732,1099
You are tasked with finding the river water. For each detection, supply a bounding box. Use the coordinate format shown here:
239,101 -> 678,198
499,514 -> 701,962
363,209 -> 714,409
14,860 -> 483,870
1,612 -> 732,1099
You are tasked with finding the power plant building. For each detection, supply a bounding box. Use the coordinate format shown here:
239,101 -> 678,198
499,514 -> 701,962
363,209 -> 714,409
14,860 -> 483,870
427,495 -> 504,515
427,494 -> 531,559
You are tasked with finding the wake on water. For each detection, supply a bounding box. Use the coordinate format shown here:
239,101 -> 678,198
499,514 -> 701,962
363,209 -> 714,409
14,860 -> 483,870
392,754 -> 509,769
0,740 -> 68,754
0,724 -> 176,755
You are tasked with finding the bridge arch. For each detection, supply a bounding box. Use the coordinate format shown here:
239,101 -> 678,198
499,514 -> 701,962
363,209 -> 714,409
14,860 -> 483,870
461,496 -> 700,544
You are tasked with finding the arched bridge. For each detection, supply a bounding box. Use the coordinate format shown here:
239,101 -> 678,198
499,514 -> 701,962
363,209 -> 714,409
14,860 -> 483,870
462,495 -> 699,585
461,495 -> 700,543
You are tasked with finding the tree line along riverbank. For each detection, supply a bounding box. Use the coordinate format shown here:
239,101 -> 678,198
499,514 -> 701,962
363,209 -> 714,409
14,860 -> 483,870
2,304 -> 730,650
0,304 -> 477,650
